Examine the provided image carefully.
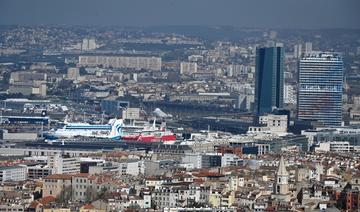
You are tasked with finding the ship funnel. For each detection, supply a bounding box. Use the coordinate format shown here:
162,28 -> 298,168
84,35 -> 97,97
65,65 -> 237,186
109,119 -> 123,140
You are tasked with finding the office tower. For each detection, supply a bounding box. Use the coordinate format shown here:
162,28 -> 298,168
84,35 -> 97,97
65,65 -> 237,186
254,46 -> 284,115
294,44 -> 302,58
298,52 -> 343,126
305,42 -> 313,54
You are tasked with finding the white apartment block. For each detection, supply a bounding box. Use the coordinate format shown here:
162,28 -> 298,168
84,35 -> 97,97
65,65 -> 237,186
180,62 -> 197,75
47,154 -> 80,174
284,84 -> 296,104
79,55 -> 162,71
221,154 -> 243,167
248,114 -> 288,135
0,166 -> 27,183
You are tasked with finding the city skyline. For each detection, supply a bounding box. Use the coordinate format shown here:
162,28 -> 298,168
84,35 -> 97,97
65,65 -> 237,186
1,2 -> 360,211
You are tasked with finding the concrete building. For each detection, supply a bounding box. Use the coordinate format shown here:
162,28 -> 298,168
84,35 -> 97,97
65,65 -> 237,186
305,42 -> 313,54
221,154 -> 243,167
182,153 -> 222,169
79,55 -> 162,71
0,143 -> 92,157
122,107 -> 140,120
180,62 -> 197,75
43,174 -> 72,197
298,52 -> 343,126
81,38 -> 97,51
47,155 -> 80,174
8,82 -> 47,97
153,185 -> 210,210
294,44 -> 302,58
118,160 -> 144,176
67,67 -> 80,80
284,84 -> 296,104
315,141 -> 355,152
0,166 -> 27,182
27,165 -> 52,179
248,114 -> 288,135
144,160 -> 178,176
10,71 -> 47,83
1,130 -> 38,141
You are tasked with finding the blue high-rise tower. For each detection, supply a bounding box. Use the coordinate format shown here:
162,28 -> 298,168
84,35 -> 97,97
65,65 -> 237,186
297,52 -> 343,126
254,46 -> 284,116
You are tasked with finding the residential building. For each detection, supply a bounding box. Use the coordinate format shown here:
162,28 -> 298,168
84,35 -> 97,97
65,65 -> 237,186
305,42 -> 313,54
180,62 -> 197,75
47,155 -> 80,174
78,55 -> 162,71
42,174 -> 72,197
0,166 -> 27,183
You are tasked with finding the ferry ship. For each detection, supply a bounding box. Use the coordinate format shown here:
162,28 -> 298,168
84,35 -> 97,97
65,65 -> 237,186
45,119 -> 176,143
45,118 -> 123,140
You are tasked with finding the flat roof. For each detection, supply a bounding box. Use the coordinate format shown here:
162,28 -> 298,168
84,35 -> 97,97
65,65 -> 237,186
0,166 -> 24,170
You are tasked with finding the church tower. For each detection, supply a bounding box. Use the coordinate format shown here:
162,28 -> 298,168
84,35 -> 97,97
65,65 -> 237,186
274,155 -> 289,195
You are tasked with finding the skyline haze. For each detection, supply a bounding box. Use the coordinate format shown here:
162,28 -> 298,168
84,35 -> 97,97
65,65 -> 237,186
0,0 -> 360,29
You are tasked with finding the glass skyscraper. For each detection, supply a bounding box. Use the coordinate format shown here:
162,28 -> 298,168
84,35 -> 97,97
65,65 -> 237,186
254,46 -> 284,116
297,52 -> 343,126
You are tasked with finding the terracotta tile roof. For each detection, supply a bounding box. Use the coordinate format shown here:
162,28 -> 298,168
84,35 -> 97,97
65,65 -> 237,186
193,172 -> 224,178
28,201 -> 41,209
193,178 -> 205,184
39,196 -> 56,205
264,206 -> 276,211
82,204 -> 95,209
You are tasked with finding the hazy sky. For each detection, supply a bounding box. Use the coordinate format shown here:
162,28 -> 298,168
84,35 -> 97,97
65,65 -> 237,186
0,0 -> 359,29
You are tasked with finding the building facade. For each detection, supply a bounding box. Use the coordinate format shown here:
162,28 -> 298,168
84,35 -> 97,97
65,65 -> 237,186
48,155 -> 80,174
78,56 -> 161,71
180,62 -> 197,75
0,166 -> 27,183
254,46 -> 284,116
298,52 -> 343,126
